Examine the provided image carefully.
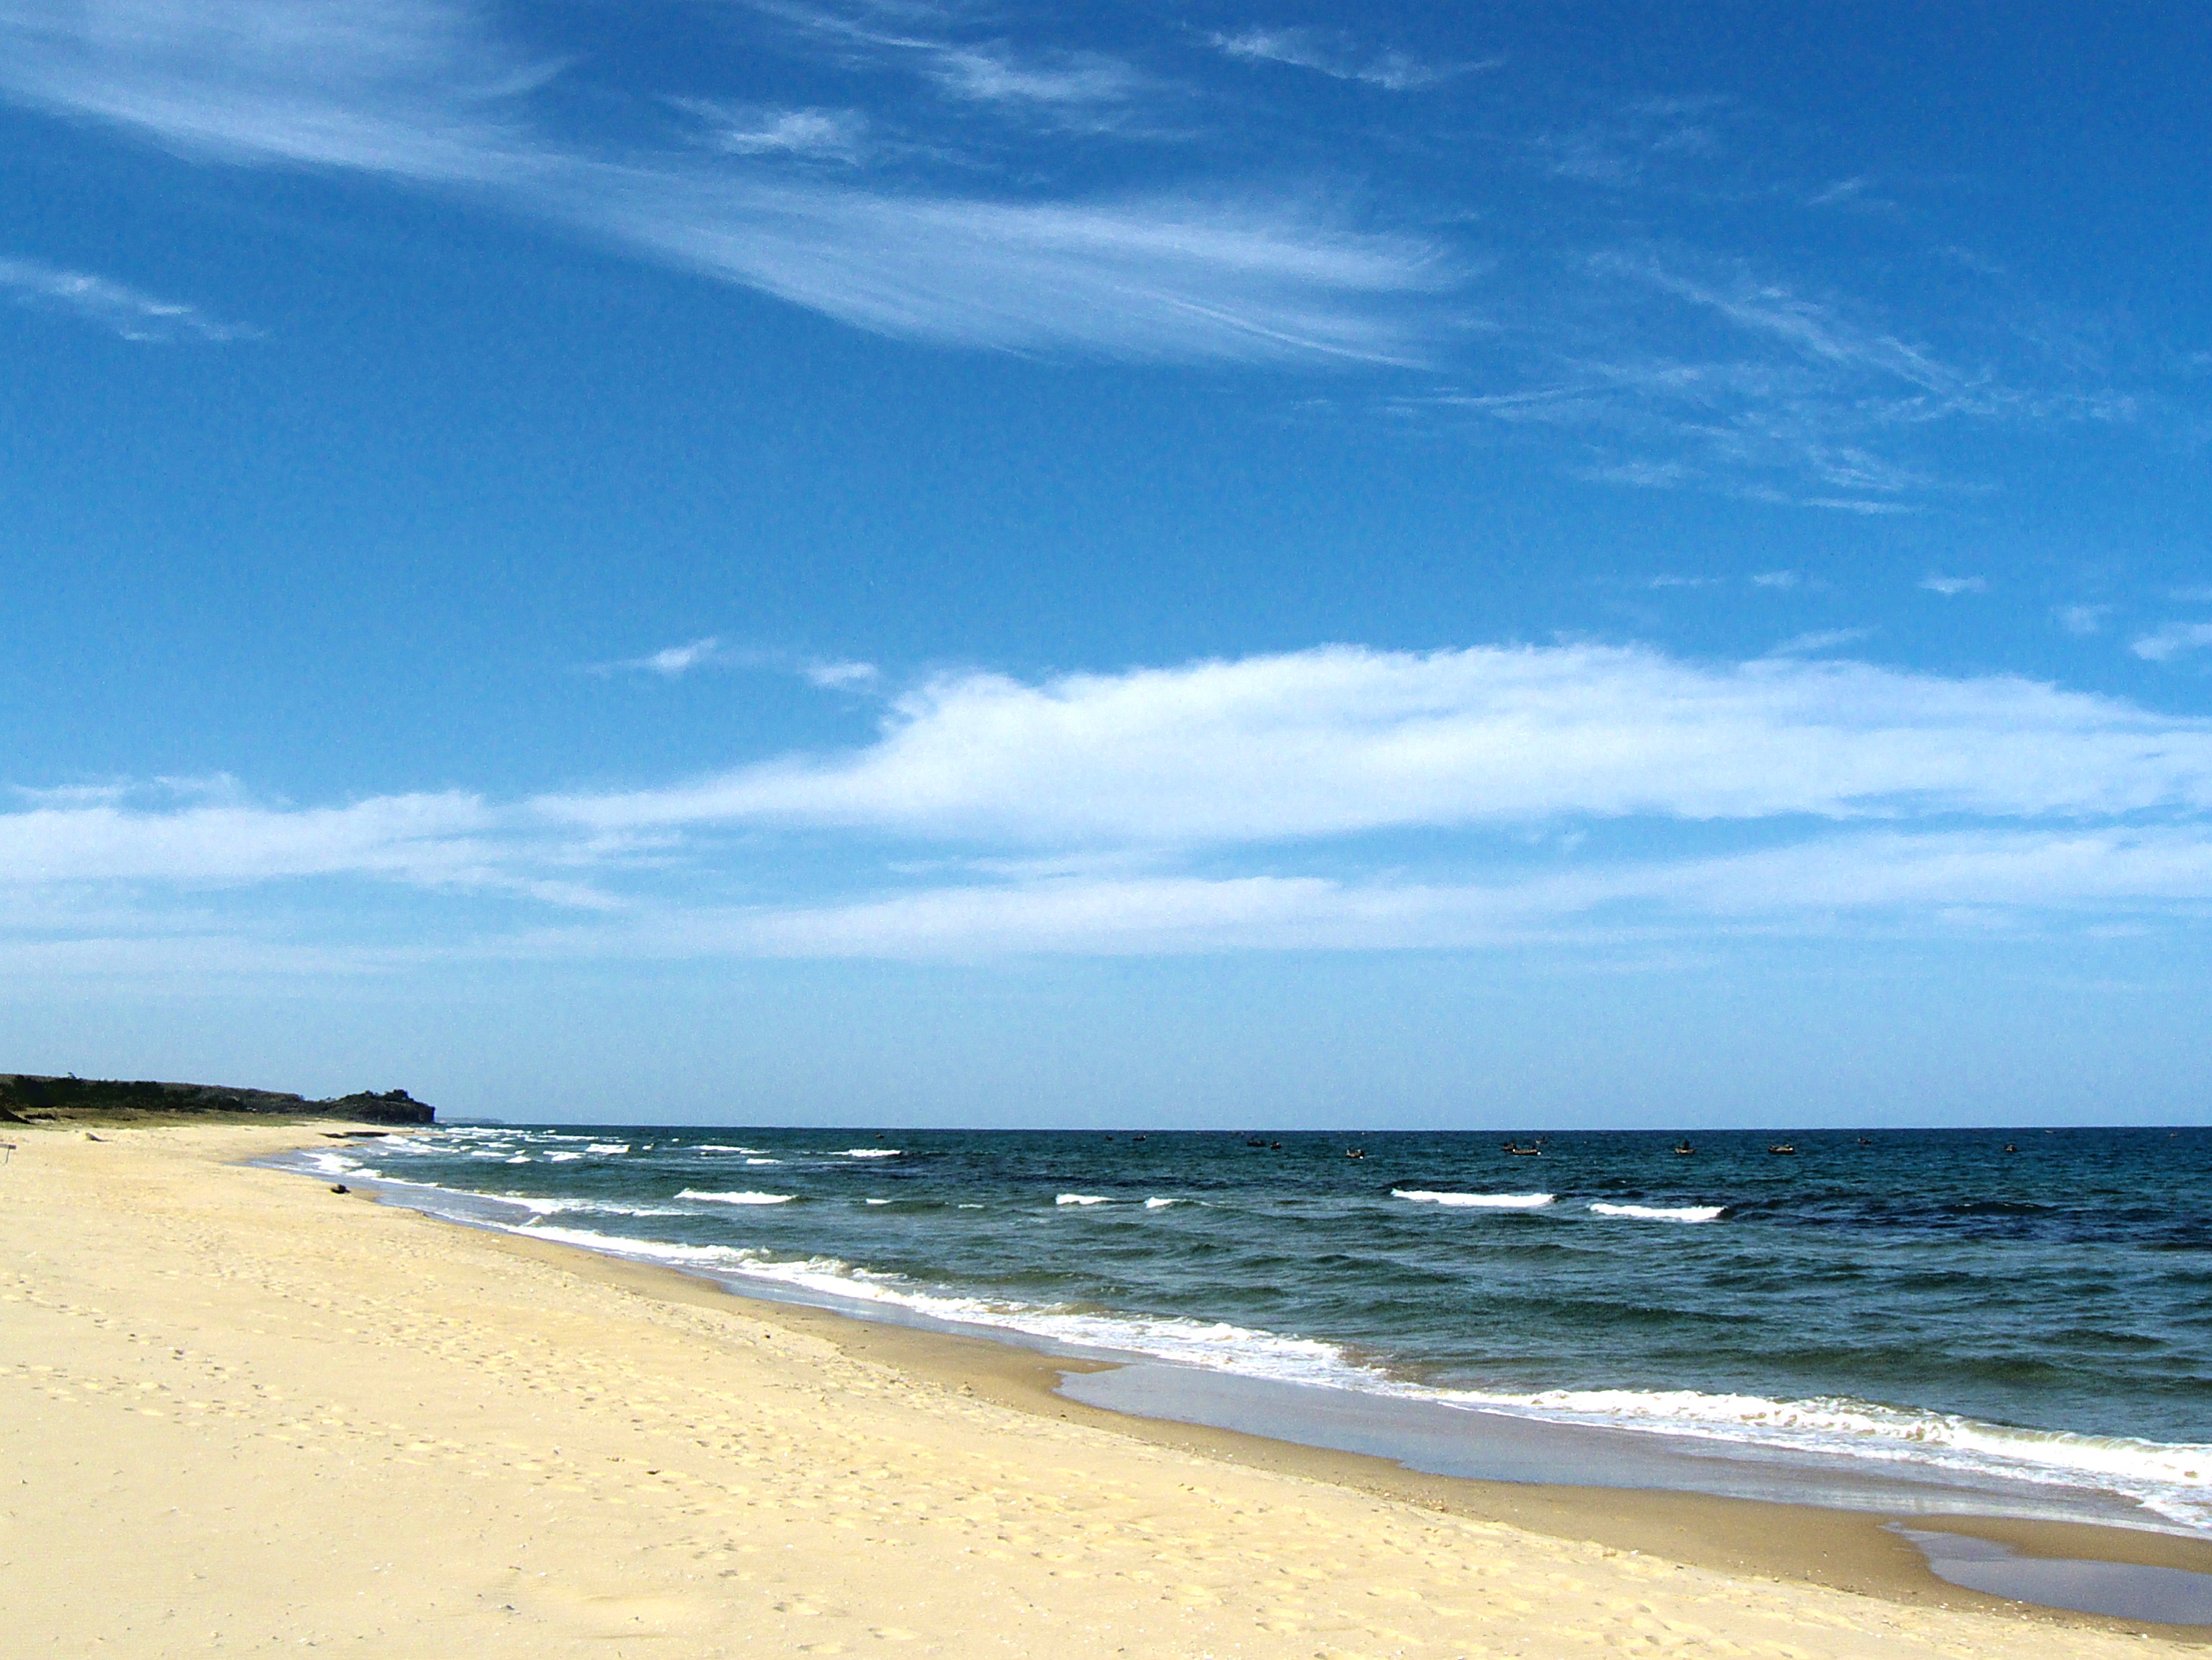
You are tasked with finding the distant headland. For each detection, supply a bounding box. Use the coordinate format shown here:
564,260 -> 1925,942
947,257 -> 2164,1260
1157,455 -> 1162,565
0,1073 -> 436,1126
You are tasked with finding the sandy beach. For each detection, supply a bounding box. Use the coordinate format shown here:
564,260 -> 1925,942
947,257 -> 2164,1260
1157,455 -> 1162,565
4,1123 -> 2206,1657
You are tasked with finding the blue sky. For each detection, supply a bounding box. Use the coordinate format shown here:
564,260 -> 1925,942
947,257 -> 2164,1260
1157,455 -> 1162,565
4,1 -> 2211,1125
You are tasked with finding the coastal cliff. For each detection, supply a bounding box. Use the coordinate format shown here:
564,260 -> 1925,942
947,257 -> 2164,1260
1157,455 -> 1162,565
0,1074 -> 436,1125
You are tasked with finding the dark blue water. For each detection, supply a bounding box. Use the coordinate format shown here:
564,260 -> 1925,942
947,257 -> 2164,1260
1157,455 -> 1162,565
293,1123 -> 2212,1529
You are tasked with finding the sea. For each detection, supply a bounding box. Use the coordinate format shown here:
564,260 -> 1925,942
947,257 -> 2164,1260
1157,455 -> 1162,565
278,1123 -> 2212,1550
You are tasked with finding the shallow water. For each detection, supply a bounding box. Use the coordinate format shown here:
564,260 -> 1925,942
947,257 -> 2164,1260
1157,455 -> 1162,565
1894,1527 -> 2212,1625
283,1123 -> 2212,1533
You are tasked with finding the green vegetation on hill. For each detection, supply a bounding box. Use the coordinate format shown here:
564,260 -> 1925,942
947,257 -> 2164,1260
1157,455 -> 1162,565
0,1074 -> 435,1125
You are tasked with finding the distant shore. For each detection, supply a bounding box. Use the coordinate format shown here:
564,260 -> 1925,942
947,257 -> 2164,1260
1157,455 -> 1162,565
4,1120 -> 2206,1656
0,1071 -> 434,1125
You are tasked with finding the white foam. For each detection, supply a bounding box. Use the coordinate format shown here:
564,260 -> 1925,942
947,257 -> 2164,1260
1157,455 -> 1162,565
1588,1203 -> 1724,1224
844,1149 -> 902,1158
504,1155 -> 532,1164
586,1143 -> 631,1156
745,1158 -> 783,1166
503,1195 -> 695,1218
1057,1194 -> 1111,1206
543,1151 -> 584,1162
1145,1198 -> 1178,1210
676,1189 -> 796,1206
516,1231 -> 1372,1391
695,1145 -> 762,1154
1432,1385 -> 2212,1529
1393,1190 -> 1554,1210
864,1198 -> 892,1206
516,1224 -> 757,1268
288,1152 -> 2212,1534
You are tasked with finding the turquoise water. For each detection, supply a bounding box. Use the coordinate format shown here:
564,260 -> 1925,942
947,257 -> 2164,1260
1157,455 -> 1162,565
291,1123 -> 2212,1530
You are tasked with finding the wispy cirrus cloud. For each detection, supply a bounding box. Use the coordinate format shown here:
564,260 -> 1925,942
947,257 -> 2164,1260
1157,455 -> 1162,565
1532,97 -> 1729,190
1921,574 -> 1988,596
0,0 -> 1445,365
0,254 -> 254,341
925,45 -> 1147,109
568,170 -> 1445,362
0,0 -> 550,180
1207,27 -> 1483,92
674,100 -> 870,163
1395,234 -> 2147,511
0,0 -> 2171,490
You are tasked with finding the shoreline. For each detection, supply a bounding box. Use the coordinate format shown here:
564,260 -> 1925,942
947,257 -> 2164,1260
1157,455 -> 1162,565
467,1192 -> 2212,1625
7,1119 -> 2208,1656
304,1130 -> 2212,1626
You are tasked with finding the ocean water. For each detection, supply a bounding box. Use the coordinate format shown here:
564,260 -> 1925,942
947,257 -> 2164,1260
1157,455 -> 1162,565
284,1124 -> 2212,1532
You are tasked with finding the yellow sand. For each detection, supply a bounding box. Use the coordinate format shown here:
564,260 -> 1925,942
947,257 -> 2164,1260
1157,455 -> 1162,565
1,1123 -> 2199,1657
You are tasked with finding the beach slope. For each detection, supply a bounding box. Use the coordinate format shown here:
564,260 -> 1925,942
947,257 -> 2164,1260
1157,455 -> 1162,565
1,1124 -> 2198,1656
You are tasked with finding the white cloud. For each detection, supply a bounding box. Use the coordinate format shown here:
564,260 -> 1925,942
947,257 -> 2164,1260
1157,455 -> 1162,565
0,792 -> 495,884
571,172 -> 1447,364
1921,574 -> 1988,596
594,637 -> 724,677
0,0 -> 547,181
1767,628 -> 1873,656
10,773 -> 244,809
2055,604 -> 2111,636
927,46 -> 1143,107
526,826 -> 2212,960
2133,623 -> 2212,664
1750,570 -> 1799,589
0,0 -> 1445,366
0,254 -> 252,341
1616,255 -> 1958,395
676,102 -> 868,163
803,658 -> 881,690
1208,28 -> 1480,92
586,643 -> 876,688
537,644 -> 2212,847
14,644 -> 2212,963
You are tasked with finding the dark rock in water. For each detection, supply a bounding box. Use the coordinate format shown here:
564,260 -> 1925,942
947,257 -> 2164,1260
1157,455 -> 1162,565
0,1073 -> 436,1125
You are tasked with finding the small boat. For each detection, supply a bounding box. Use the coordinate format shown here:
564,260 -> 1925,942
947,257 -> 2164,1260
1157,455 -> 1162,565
1766,1143 -> 1798,1156
1502,1143 -> 1543,1157
1672,1141 -> 1695,1156
1344,1147 -> 1366,1159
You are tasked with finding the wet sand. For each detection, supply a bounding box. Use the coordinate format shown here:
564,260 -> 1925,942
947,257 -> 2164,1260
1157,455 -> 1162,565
4,1120 -> 2207,1656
